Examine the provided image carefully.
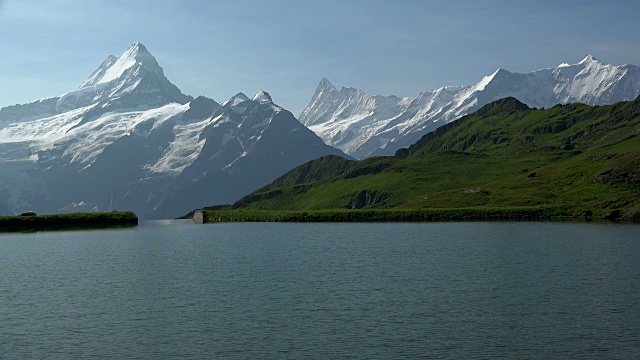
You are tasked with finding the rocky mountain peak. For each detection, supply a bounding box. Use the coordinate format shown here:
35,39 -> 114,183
578,54 -> 599,65
79,42 -> 163,89
319,77 -> 336,91
252,91 -> 273,104
224,93 -> 250,107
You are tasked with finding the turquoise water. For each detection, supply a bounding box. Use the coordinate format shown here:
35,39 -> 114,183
1,222 -> 639,358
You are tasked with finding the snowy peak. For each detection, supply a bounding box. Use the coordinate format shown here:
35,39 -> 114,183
310,78 -> 337,101
182,96 -> 220,122
473,68 -> 510,91
191,95 -> 219,107
79,42 -> 163,89
224,92 -> 250,107
1,42 -> 192,129
579,54 -> 599,65
79,55 -> 118,89
129,42 -> 151,55
319,77 -> 337,91
252,91 -> 273,104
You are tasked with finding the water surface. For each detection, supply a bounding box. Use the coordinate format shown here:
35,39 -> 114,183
1,222 -> 639,358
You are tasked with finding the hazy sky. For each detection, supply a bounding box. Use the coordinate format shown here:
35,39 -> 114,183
1,0 -> 640,115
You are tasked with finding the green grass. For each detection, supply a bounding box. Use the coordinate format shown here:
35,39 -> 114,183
203,206 -> 570,223
0,211 -> 139,231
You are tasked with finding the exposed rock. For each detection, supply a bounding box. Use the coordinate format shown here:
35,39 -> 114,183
349,190 -> 388,209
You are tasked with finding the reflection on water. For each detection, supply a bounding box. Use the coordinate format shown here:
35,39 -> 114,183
139,219 -> 195,226
1,222 -> 639,358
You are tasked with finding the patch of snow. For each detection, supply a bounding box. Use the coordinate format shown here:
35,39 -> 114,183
146,112 -> 212,174
223,93 -> 250,107
473,68 -> 502,92
79,55 -> 118,89
578,54 -> 598,65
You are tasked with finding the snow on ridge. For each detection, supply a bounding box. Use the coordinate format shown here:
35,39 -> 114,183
579,54 -> 598,65
224,93 -> 250,107
473,68 -> 505,92
252,91 -> 273,103
302,55 -> 640,158
79,55 -> 118,89
0,106 -> 94,144
93,42 -> 162,86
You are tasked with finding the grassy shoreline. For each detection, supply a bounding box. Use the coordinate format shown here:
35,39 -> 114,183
200,206 -> 598,223
0,211 -> 138,231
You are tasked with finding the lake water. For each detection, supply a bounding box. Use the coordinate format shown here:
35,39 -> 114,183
1,221 -> 639,358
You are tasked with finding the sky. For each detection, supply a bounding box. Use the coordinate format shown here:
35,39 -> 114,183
1,0 -> 640,115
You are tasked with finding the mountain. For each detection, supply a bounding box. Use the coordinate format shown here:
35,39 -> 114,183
226,96 -> 640,220
0,43 -> 348,219
141,91 -> 350,219
300,55 -> 640,158
0,42 -> 191,127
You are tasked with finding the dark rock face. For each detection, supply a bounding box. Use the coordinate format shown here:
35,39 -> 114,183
342,162 -> 393,179
597,159 -> 640,186
350,190 -> 388,209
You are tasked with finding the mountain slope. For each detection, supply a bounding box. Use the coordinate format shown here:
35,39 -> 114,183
301,56 -> 640,158
144,91 -> 349,219
229,96 -> 640,220
0,43 -> 348,219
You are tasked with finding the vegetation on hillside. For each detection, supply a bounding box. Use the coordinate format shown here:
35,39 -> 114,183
0,211 -> 138,231
201,96 -> 640,221
203,207 -> 570,223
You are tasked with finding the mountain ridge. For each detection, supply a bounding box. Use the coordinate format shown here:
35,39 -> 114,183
301,55 -> 640,159
226,95 -> 640,220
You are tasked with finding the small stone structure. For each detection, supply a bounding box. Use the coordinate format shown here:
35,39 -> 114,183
193,210 -> 204,224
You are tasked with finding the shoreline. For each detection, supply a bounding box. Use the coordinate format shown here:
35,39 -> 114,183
0,211 -> 139,232
198,207 -> 627,223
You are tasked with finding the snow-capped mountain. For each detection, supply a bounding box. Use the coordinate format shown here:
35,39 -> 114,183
0,43 -> 347,219
0,43 -> 191,127
301,55 -> 640,158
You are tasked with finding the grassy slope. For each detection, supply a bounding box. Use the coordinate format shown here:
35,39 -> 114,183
216,97 -> 640,220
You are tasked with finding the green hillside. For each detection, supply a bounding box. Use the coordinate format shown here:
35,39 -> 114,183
209,96 -> 640,221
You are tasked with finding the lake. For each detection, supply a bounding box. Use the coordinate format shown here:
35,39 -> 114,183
1,221 -> 639,358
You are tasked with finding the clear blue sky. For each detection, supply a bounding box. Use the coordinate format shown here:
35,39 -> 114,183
1,0 -> 639,115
